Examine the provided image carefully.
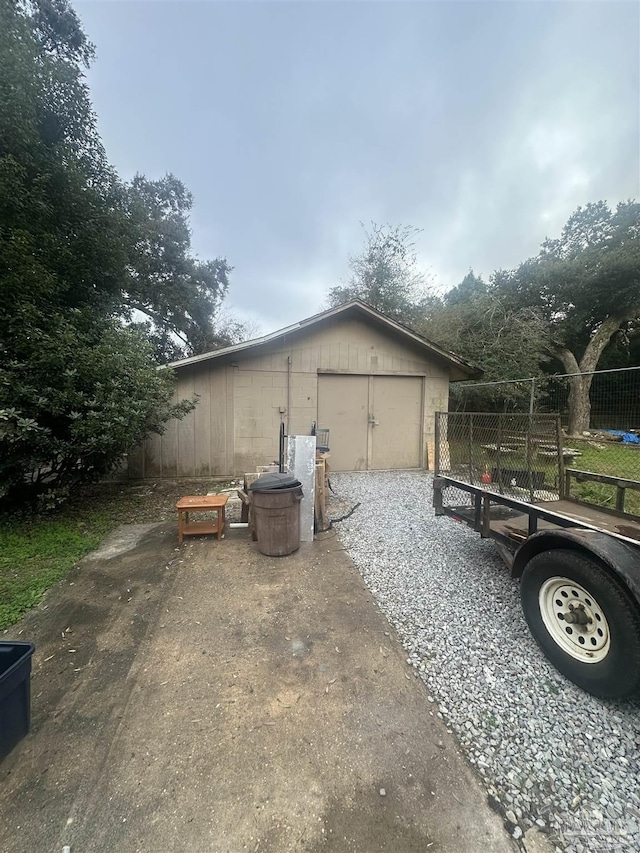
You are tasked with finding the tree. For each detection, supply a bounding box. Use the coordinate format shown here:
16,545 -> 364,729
442,269 -> 487,306
0,0 -> 129,312
122,174 -> 241,361
420,272 -> 550,411
1,0 -> 245,354
0,0 -> 216,505
0,319 -> 194,506
493,201 -> 640,433
327,224 -> 436,325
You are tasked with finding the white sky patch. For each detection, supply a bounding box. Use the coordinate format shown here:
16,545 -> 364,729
76,0 -> 639,330
526,122 -> 583,173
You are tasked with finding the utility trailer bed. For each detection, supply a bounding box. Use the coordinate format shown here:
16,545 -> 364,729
437,479 -> 640,549
433,412 -> 640,699
500,499 -> 640,541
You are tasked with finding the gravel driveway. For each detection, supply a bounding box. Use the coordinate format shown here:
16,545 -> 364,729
332,470 -> 640,853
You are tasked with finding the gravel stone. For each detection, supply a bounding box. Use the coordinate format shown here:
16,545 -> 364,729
332,471 -> 640,853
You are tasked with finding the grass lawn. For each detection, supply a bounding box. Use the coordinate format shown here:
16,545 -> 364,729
0,480 -> 231,631
0,518 -> 105,629
566,441 -> 640,516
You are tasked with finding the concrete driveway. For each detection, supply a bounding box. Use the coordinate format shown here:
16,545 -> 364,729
0,522 -> 523,853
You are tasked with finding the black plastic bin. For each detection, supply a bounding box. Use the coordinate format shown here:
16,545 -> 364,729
0,642 -> 35,761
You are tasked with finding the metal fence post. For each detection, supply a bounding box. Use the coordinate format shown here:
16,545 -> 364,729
529,377 -> 536,416
526,411 -> 535,502
496,415 -> 504,494
556,416 -> 566,500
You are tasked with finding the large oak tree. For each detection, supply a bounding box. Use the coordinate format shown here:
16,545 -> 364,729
492,201 -> 640,433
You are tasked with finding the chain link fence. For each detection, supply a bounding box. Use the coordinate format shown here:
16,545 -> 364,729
449,367 -> 640,516
537,367 -> 640,432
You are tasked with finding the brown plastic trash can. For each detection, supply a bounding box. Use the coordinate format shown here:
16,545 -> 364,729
251,485 -> 303,556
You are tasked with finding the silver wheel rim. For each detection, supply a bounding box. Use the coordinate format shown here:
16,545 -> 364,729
539,577 -> 610,664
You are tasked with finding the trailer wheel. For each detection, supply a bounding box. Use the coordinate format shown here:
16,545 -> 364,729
520,549 -> 640,699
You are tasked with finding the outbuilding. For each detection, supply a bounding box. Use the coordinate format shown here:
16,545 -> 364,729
127,300 -> 478,478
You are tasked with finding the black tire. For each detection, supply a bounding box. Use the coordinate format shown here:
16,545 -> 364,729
520,549 -> 640,699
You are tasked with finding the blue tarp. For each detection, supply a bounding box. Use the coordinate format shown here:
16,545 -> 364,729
604,430 -> 640,444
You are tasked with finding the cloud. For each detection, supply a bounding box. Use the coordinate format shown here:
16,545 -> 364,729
77,0 -> 639,332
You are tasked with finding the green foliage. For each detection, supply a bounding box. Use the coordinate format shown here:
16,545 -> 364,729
0,0 -> 126,315
327,203 -> 638,425
569,477 -> 640,518
327,224 -> 436,325
0,0 -> 220,506
442,270 -> 487,307
429,205 -> 638,420
0,318 -> 195,503
419,272 -> 550,410
25,0 -> 95,65
0,478 -> 236,628
0,478 -> 159,628
493,201 -> 640,359
123,173 -> 238,359
488,201 -> 640,431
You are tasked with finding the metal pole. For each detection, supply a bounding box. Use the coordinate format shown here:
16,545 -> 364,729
527,414 -> 534,503
556,416 -> 566,500
279,422 -> 285,473
527,382 -> 537,501
286,355 -> 292,435
529,377 -> 536,416
496,415 -> 504,494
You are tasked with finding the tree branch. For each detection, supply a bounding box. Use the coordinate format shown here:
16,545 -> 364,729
578,308 -> 638,373
545,342 -> 579,375
546,307 -> 638,375
122,299 -> 190,346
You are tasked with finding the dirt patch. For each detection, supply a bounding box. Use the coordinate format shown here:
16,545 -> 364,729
71,477 -> 238,523
0,524 -> 521,853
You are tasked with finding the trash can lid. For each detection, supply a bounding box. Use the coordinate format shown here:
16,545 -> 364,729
248,472 -> 302,491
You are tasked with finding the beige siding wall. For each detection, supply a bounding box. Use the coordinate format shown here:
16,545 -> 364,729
129,314 -> 451,478
128,365 -> 230,479
232,369 -> 288,474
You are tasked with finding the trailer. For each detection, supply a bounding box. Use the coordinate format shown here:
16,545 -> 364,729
433,412 -> 640,699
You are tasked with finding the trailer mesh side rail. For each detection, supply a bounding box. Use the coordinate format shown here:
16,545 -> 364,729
435,412 -> 564,504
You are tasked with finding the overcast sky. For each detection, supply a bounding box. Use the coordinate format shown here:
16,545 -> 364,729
76,0 -> 640,334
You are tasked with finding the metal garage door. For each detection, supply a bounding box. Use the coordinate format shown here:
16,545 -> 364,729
317,375 -> 423,471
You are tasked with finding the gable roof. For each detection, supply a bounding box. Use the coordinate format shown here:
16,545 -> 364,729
166,300 -> 481,379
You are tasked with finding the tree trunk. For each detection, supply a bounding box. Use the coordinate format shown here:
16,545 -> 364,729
551,310 -> 637,436
567,374 -> 593,435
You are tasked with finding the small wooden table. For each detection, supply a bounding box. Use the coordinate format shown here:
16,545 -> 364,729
176,495 -> 228,544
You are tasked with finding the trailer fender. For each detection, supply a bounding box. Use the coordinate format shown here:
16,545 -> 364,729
512,529 -> 640,607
